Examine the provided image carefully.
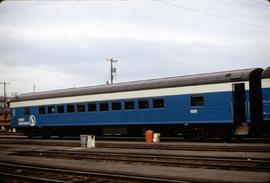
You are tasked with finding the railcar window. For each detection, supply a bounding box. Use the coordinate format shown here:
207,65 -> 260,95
153,98 -> 164,108
191,96 -> 204,106
125,100 -> 134,110
88,103 -> 97,112
139,99 -> 149,109
77,104 -> 86,112
24,107 -> 30,115
48,106 -> 56,114
112,101 -> 121,111
57,105 -> 65,113
67,104 -> 75,113
100,102 -> 109,111
39,106 -> 46,114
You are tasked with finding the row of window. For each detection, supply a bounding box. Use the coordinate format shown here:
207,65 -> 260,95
23,96 -> 204,115
24,98 -> 165,115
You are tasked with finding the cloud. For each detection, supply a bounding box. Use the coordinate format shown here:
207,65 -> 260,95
0,63 -> 70,95
0,24 -> 232,47
0,0 -> 270,96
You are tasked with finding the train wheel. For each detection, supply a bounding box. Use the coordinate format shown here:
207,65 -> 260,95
42,135 -> 51,139
26,135 -> 32,139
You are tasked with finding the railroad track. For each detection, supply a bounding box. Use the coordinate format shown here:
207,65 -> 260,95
1,139 -> 270,152
0,162 -> 188,183
97,143 -> 270,152
13,150 -> 270,172
97,136 -> 270,143
1,133 -> 270,143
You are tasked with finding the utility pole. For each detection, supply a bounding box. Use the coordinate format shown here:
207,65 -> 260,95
33,84 -> 36,93
0,82 -> 10,108
106,57 -> 118,84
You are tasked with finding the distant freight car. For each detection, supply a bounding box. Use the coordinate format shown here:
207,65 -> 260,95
9,68 -> 269,138
0,110 -> 10,131
0,97 -> 10,131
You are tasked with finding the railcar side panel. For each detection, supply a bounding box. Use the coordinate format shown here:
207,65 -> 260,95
11,90 -> 246,128
262,79 -> 270,121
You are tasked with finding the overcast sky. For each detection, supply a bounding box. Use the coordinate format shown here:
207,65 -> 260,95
0,0 -> 270,96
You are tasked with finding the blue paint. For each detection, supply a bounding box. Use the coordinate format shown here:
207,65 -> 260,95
263,88 -> 270,121
10,91 -> 244,128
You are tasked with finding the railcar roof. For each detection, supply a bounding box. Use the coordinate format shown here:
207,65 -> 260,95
11,68 -> 262,102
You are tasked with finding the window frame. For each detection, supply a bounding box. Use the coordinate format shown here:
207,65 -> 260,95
77,103 -> 86,112
138,99 -> 149,110
153,98 -> 164,109
24,107 -> 30,115
38,106 -> 46,115
190,95 -> 205,107
99,102 -> 109,112
57,105 -> 65,113
48,105 -> 56,114
67,104 -> 75,113
88,102 -> 97,112
112,101 -> 122,111
125,100 -> 135,110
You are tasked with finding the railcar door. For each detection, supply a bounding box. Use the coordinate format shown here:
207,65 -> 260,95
232,83 -> 248,135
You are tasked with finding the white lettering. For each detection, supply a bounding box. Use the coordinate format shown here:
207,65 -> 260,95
18,118 -> 25,122
18,121 -> 30,126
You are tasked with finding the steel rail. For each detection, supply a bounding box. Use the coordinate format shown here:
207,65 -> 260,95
13,150 -> 270,172
1,139 -> 270,152
0,162 -> 190,183
0,172 -> 67,183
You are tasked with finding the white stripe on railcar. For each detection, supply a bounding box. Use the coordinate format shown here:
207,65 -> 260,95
10,82 -> 249,108
262,78 -> 270,88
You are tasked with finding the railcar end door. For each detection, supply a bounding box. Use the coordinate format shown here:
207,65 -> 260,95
232,83 -> 248,135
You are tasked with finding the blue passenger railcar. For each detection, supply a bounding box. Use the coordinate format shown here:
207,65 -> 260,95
262,67 -> 270,134
10,68 -> 264,138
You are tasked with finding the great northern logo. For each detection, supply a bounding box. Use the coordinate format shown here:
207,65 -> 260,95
29,115 -> 36,126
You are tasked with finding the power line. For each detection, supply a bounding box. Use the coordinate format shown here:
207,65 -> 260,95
156,0 -> 270,31
249,0 -> 270,8
231,0 -> 270,10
